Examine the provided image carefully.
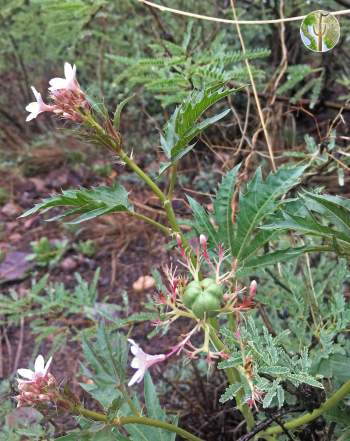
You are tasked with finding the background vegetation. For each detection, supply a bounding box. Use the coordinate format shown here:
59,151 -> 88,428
0,1 -> 350,440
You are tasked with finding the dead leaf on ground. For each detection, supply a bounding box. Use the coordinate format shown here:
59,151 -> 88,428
0,251 -> 32,283
6,406 -> 42,428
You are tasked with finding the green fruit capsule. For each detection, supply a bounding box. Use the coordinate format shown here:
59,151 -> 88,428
202,279 -> 224,300
191,292 -> 221,319
182,280 -> 201,308
183,278 -> 223,319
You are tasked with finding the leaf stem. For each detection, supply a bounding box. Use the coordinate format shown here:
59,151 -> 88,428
259,378 -> 350,436
208,320 -> 255,429
119,149 -> 193,254
119,150 -> 166,203
167,162 -> 178,199
130,212 -> 171,235
74,405 -> 204,441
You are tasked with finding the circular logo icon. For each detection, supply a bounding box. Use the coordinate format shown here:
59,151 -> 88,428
300,10 -> 340,52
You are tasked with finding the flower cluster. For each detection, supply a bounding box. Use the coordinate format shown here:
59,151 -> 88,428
126,235 -> 258,386
128,339 -> 167,386
26,62 -> 89,122
15,355 -> 58,407
15,239 -> 258,410
164,234 -> 257,319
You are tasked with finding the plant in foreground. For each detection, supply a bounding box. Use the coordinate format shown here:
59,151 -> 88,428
16,355 -> 57,407
19,61 -> 350,438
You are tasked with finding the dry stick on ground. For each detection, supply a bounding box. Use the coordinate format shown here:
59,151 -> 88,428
265,0 -> 288,104
230,0 -> 276,171
3,328 -> 12,375
237,408 -> 302,441
264,0 -> 289,148
12,316 -> 24,376
257,304 -> 276,337
222,89 -> 253,170
0,328 -> 3,378
146,3 -> 176,43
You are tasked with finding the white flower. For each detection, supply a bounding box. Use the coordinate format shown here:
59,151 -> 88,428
128,339 -> 166,386
25,87 -> 53,121
49,62 -> 79,92
17,354 -> 52,384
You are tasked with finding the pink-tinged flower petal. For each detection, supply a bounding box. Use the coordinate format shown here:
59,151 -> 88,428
128,339 -> 166,387
146,354 -> 166,365
49,78 -> 69,91
17,369 -> 35,380
25,87 -> 53,122
64,62 -> 76,82
31,86 -> 42,103
128,368 -> 146,387
131,357 -> 142,369
43,356 -> 52,376
25,104 -> 39,121
128,339 -> 142,356
34,355 -> 45,375
25,102 -> 39,113
49,62 -> 78,92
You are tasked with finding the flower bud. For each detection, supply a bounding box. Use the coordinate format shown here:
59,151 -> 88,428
249,280 -> 257,298
199,234 -> 207,248
176,233 -> 182,247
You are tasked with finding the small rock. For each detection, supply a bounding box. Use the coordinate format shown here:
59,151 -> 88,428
29,177 -> 46,193
9,233 -> 22,243
2,202 -> 22,217
133,275 -> 155,292
60,257 -> 78,272
6,221 -> 17,232
23,217 -> 39,230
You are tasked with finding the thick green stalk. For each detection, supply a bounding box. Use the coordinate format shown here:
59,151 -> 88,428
259,378 -> 350,437
119,150 -> 166,202
209,320 -> 255,429
84,114 -> 191,251
119,149 -> 193,255
167,162 -> 178,199
74,405 -> 204,441
119,150 -> 179,233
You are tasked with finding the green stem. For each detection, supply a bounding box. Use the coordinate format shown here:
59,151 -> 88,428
119,150 -> 180,234
74,405 -> 204,441
84,114 -> 192,253
130,212 -> 170,235
208,320 -> 255,429
119,385 -> 140,416
259,378 -> 350,437
119,149 -> 193,254
303,252 -> 321,328
119,150 -> 166,203
167,162 -> 178,200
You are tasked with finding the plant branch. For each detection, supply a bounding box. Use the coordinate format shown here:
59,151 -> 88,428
208,320 -> 255,429
74,405 -> 204,441
119,150 -> 166,202
129,211 -> 170,235
167,162 -> 178,199
259,378 -> 350,436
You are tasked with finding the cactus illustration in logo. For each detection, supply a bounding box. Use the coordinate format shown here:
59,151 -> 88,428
300,10 -> 340,53
314,12 -> 328,52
